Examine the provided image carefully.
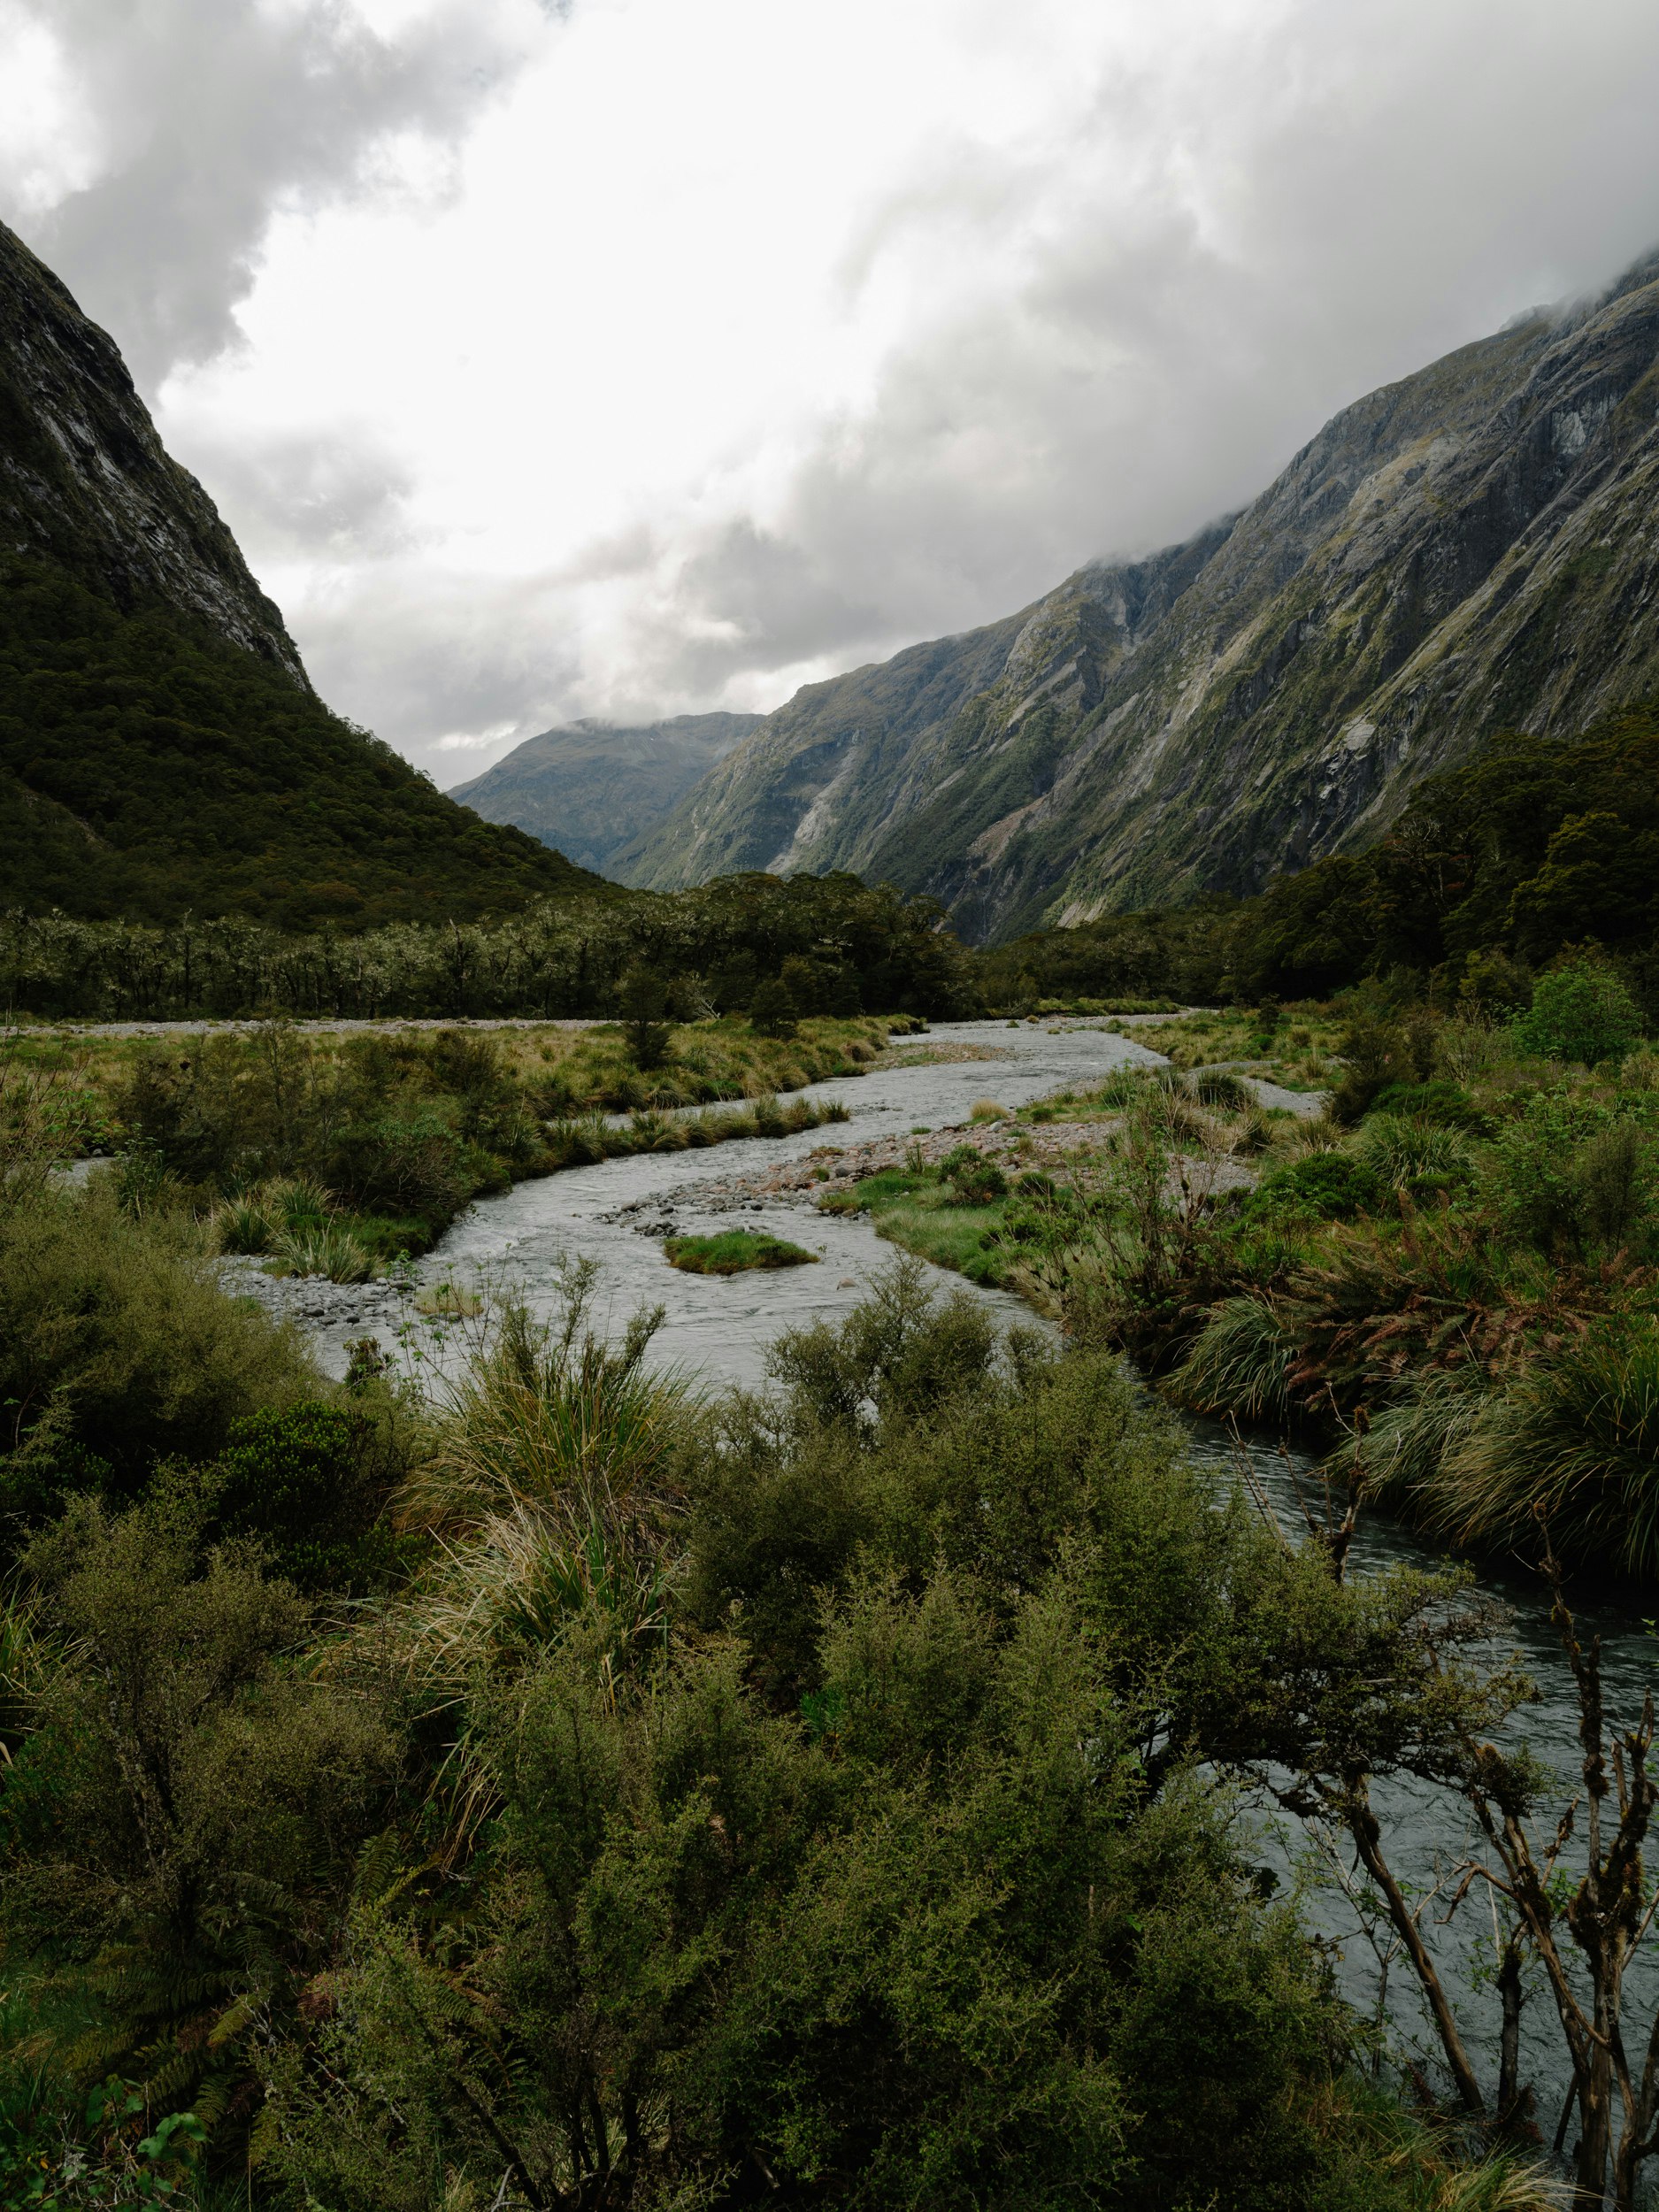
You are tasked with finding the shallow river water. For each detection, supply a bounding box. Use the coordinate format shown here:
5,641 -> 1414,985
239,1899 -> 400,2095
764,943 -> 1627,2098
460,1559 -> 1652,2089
260,1016 -> 1655,2146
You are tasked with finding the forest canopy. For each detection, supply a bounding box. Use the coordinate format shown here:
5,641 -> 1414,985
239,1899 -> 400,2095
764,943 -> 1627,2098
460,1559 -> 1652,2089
0,557 -> 599,928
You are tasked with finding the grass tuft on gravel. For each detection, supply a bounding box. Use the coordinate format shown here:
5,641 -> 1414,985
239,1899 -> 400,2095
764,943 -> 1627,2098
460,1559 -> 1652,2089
663,1230 -> 820,1275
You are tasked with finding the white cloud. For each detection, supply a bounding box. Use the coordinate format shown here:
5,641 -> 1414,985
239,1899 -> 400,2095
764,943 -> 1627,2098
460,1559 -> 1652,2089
6,0 -> 1659,782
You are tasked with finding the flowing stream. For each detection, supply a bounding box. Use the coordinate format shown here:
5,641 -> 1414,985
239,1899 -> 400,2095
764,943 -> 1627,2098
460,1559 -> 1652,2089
255,1015 -> 1656,2143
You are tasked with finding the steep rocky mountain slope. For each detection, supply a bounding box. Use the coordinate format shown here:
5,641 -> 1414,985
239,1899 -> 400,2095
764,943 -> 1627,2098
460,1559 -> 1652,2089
626,251 -> 1659,940
0,219 -> 600,925
609,615 -> 1032,889
451,712 -> 758,877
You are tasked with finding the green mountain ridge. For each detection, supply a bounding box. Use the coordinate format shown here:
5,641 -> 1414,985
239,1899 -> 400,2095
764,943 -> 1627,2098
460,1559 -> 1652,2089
621,250 -> 1659,941
449,711 -> 758,877
0,218 -> 602,926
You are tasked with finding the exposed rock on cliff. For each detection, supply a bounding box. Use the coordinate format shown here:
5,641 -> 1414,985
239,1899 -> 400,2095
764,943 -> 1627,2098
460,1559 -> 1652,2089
0,222 -> 304,681
625,251 -> 1659,941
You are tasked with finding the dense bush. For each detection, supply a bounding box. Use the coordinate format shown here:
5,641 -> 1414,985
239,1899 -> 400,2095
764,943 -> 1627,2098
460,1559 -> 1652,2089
1248,1151 -> 1383,1223
1510,957 -> 1643,1066
3,866 -> 978,1022
0,1179 -> 320,1522
975,709 -> 1659,1016
0,1217 -> 1579,2209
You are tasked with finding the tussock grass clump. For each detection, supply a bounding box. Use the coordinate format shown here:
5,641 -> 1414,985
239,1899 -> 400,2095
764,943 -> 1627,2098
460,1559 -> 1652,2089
1171,1296 -> 1295,1422
1329,1366 -> 1492,1516
1187,1068 -> 1252,1111
269,1217 -> 378,1283
664,1230 -> 819,1275
394,1265 -> 695,1679
1356,1115 -> 1477,1194
1432,1318 -> 1659,1577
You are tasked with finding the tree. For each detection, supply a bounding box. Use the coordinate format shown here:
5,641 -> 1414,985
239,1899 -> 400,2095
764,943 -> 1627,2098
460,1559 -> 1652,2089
748,974 -> 797,1038
618,964 -> 671,1070
1512,960 -> 1642,1067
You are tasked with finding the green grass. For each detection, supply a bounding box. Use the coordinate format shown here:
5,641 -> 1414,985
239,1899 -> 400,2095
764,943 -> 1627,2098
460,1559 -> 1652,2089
818,1166 -> 1012,1286
663,1230 -> 820,1275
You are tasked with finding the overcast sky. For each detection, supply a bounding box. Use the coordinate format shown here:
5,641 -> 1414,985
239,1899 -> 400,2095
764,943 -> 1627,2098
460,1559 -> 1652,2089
6,0 -> 1659,786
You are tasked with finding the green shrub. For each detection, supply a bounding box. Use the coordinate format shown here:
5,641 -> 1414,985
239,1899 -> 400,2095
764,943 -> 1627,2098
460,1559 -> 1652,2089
5,1493 -> 396,2130
618,965 -> 672,1069
939,1143 -> 1010,1205
1249,1150 -> 1383,1222
1330,1018 -> 1417,1125
1486,1089 -> 1655,1256
1369,1080 -> 1489,1132
0,1183 -> 321,1512
1511,960 -> 1643,1066
325,1110 -> 473,1226
206,1402 -> 391,1589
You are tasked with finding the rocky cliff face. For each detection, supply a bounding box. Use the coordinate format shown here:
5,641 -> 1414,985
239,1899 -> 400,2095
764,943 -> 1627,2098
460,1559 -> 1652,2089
611,614 -> 1031,888
0,221 -> 305,682
452,713 -> 759,877
625,252 -> 1659,939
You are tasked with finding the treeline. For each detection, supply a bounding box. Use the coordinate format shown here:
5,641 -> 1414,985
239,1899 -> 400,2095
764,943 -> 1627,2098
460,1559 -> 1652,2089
2,872 -> 975,1023
10,703 -> 1657,1028
980,705 -> 1659,1014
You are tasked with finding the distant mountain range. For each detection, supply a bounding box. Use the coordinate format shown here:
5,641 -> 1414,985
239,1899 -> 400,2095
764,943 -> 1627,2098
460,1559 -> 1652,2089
0,219 -> 601,926
449,714 -> 757,878
471,250 -> 1659,941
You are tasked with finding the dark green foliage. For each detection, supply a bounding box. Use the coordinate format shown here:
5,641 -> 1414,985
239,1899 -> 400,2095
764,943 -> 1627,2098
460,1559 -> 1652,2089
1511,957 -> 1643,1065
618,964 -> 671,1068
263,1282 -> 1397,2211
111,1028 -> 503,1252
204,1403 -> 396,1592
1486,1087 -> 1659,1261
939,1142 -> 1010,1204
749,972 -> 799,1037
977,896 -> 1242,1009
1369,1080 -> 1489,1132
976,709 -> 1659,1017
0,1180 -> 321,1520
0,1237 -> 1563,2208
4,1494 -> 395,2128
4,866 -> 976,1022
0,557 -> 596,926
1248,1151 -> 1384,1223
1330,1016 -> 1425,1125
